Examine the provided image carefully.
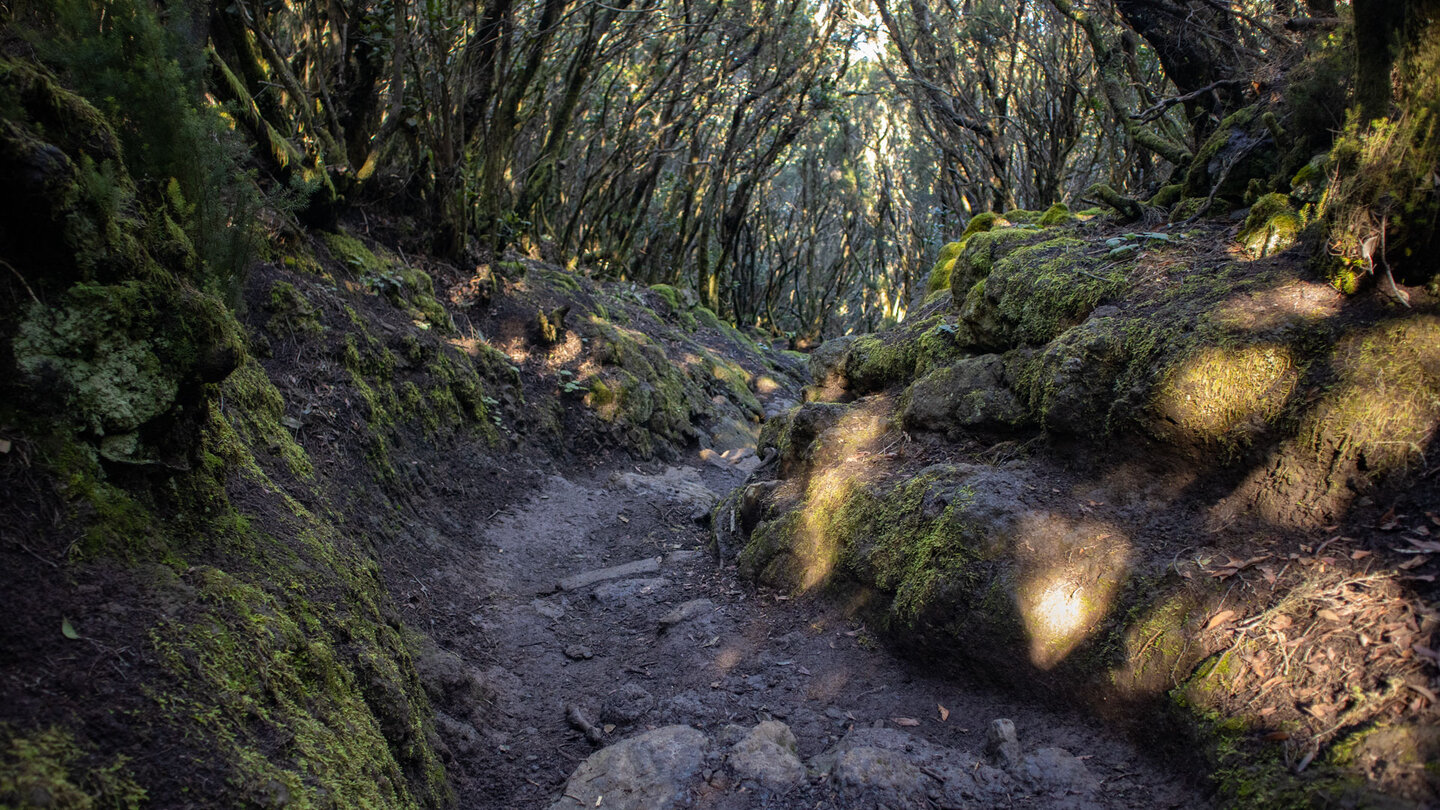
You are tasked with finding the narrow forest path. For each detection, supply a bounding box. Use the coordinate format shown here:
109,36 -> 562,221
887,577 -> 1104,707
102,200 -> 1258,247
412,449 -> 1211,809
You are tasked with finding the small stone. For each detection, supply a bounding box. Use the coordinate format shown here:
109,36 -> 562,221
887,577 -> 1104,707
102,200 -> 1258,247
985,719 -> 1021,769
727,720 -> 805,792
658,599 -> 714,632
564,644 -> 594,660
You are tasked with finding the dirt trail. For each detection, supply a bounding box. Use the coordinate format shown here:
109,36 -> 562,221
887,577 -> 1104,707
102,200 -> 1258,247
407,450 -> 1211,809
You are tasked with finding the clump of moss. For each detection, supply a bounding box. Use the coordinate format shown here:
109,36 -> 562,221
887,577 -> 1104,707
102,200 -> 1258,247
971,236 -> 1126,348
1001,209 -> 1041,225
947,228 -> 1043,303
923,242 -> 965,298
264,280 -> 324,338
1149,184 -> 1184,210
1150,344 -> 1300,452
1238,193 -> 1302,258
648,284 -> 697,330
1037,203 -> 1073,227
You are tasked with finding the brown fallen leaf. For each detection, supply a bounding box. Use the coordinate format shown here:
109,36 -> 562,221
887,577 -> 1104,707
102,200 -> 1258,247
1378,506 -> 1400,530
1263,731 -> 1291,742
1399,556 -> 1429,570
1206,609 -> 1237,631
1351,550 -> 1373,560
1317,608 -> 1343,623
892,717 -> 921,727
1271,614 -> 1294,631
939,704 -> 950,722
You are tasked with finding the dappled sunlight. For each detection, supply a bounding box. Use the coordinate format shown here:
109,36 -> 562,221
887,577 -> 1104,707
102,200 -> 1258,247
756,375 -> 781,395
1210,279 -> 1342,333
542,331 -> 584,370
794,398 -> 902,593
713,645 -> 744,673
1153,345 -> 1298,443
1011,514 -> 1130,670
1227,315 -> 1440,529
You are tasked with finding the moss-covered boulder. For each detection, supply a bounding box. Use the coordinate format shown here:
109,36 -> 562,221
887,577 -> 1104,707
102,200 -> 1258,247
1037,203 -> 1073,227
1238,193 -> 1302,257
922,241 -> 966,299
901,354 -> 1028,435
1183,105 -> 1281,205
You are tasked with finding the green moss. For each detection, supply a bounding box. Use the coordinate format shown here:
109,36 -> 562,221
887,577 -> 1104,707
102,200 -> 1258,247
947,228 -> 1042,302
321,231 -> 386,276
1149,184 -> 1184,210
1037,203 -> 1073,227
1238,193 -> 1302,257
1302,316 -> 1440,478
221,357 -> 314,480
980,236 -> 1127,347
924,242 -> 965,297
0,725 -> 146,809
264,280 -> 325,338
150,565 -> 444,810
960,212 -> 999,242
695,305 -> 724,332
1001,209 -> 1041,225
648,284 -> 697,330
843,333 -> 919,392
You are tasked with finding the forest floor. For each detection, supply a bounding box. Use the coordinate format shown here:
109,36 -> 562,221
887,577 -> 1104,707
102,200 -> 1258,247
387,440 -> 1210,808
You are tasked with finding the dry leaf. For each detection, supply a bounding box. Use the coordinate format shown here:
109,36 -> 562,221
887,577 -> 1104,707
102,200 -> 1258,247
0,438 -> 11,454
939,704 -> 950,722
1206,610 -> 1237,631
1271,614 -> 1293,631
1407,539 -> 1440,553
1317,609 -> 1343,623
1399,556 -> 1428,570
1378,505 -> 1399,528
1263,731 -> 1291,742
892,717 -> 921,727
1351,550 -> 1373,560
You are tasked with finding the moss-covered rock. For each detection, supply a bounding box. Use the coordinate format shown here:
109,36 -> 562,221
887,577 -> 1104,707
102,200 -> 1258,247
923,241 -> 965,298
901,354 -> 1028,434
1238,193 -> 1302,257
1183,105 -> 1281,205
1037,203 -> 1073,227
946,228 -> 1043,305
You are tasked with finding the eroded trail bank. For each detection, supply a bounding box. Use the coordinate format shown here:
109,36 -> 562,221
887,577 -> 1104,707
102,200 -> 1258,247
424,458 -> 1206,809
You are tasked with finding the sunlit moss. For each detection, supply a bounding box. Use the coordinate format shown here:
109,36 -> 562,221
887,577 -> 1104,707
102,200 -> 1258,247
1303,315 -> 1440,476
923,241 -> 965,298
1151,345 -> 1299,449
1238,193 -> 1301,258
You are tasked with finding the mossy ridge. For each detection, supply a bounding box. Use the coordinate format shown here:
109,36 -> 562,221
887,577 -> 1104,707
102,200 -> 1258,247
584,315 -> 707,456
